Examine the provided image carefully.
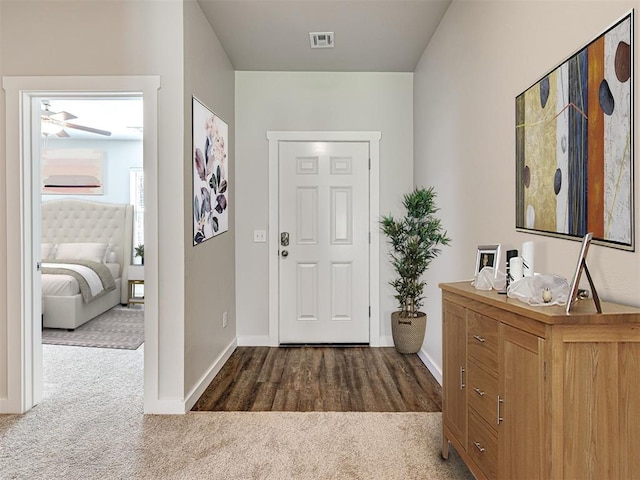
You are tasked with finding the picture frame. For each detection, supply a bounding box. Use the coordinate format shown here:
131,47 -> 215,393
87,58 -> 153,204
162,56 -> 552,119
566,232 -> 602,314
515,11 -> 634,251
41,148 -> 104,195
192,96 -> 229,245
475,244 -> 501,278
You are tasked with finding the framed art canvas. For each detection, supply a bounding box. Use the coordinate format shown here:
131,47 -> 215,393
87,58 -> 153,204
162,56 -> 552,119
41,148 -> 104,195
192,97 -> 229,245
515,11 -> 634,251
566,232 -> 602,314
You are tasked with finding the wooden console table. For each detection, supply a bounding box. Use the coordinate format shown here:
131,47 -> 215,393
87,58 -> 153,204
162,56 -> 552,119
440,281 -> 640,480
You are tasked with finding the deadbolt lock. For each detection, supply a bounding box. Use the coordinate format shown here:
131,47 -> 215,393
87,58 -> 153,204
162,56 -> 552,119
280,232 -> 290,247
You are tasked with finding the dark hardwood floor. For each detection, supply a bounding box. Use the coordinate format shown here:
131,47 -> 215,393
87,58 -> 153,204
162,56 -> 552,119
192,347 -> 442,412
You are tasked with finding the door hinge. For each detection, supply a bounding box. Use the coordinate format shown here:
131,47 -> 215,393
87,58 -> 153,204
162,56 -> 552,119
543,361 -> 547,380
369,306 -> 371,317
368,158 -> 371,170
369,232 -> 371,244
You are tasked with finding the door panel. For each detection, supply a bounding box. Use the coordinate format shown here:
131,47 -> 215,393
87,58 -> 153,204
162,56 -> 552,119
499,324 -> 544,480
279,141 -> 369,343
443,301 -> 467,443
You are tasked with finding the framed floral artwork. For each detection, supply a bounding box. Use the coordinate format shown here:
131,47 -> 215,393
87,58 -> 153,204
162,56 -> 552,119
192,97 -> 229,245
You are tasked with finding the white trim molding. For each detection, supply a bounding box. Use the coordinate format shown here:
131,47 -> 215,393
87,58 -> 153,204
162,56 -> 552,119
266,131 -> 382,347
184,339 -> 237,412
418,348 -> 443,386
237,335 -> 272,347
2,75 -> 160,414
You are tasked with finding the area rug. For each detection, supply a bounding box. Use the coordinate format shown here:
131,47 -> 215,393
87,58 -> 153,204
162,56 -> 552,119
42,306 -> 144,350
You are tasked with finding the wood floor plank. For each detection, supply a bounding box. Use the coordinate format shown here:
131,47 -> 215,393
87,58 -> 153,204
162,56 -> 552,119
192,347 -> 442,412
250,381 -> 277,411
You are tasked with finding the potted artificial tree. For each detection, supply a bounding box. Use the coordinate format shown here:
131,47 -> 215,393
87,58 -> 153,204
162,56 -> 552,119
380,187 -> 451,353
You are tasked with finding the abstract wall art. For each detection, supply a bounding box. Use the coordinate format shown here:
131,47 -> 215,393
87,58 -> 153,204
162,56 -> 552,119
516,11 -> 634,250
192,97 -> 229,245
41,148 -> 104,195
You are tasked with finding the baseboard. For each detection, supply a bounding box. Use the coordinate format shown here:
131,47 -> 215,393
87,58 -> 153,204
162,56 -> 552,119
0,398 -> 21,414
143,398 -> 191,415
374,335 -> 394,347
417,348 -> 442,386
237,335 -> 275,346
183,338 -> 237,413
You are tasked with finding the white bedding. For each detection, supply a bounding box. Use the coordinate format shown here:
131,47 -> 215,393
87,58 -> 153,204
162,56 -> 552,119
41,262 -> 120,297
41,200 -> 134,330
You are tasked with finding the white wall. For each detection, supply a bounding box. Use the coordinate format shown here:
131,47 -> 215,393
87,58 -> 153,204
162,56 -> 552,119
0,0 -> 185,412
183,0 -> 236,404
235,71 -> 413,344
414,0 -> 640,377
42,139 -> 143,204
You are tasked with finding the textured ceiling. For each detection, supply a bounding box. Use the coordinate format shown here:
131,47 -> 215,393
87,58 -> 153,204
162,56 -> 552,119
197,0 -> 452,72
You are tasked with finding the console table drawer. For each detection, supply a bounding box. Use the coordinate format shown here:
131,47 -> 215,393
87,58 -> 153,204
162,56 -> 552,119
468,362 -> 498,428
468,311 -> 498,371
468,408 -> 498,480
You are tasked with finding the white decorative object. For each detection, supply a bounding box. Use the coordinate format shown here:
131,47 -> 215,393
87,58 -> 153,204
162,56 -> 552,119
522,241 -> 535,277
510,256 -> 524,282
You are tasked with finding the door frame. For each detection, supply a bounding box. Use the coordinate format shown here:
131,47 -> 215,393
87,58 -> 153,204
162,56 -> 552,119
267,131 -> 382,346
2,75 -> 160,413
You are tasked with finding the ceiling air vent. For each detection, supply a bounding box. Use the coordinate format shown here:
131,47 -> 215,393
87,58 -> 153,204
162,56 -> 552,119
309,32 -> 334,49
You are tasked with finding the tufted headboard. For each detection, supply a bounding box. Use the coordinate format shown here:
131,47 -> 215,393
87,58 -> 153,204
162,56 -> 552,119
41,199 -> 134,304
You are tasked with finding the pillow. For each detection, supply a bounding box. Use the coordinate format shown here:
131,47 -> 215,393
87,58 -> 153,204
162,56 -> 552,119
103,243 -> 115,263
41,243 -> 55,260
106,250 -> 117,263
55,242 -> 109,264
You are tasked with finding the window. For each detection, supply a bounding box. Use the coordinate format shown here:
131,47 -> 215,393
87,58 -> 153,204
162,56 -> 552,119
130,168 -> 144,264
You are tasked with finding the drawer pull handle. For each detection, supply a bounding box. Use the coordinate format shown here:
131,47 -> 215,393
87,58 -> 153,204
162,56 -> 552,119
497,395 -> 504,425
473,441 -> 485,453
473,335 -> 486,343
459,366 -> 466,390
473,387 -> 485,397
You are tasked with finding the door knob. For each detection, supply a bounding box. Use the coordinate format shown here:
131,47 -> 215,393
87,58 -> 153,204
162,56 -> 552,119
281,250 -> 289,258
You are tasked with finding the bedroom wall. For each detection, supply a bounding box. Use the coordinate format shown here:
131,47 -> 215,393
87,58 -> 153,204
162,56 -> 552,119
414,0 -> 640,378
183,0 -> 236,403
235,71 -> 413,344
41,139 -> 143,205
0,0 -> 186,412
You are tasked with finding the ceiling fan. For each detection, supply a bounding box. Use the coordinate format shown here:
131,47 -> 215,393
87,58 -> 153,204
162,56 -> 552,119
41,101 -> 112,137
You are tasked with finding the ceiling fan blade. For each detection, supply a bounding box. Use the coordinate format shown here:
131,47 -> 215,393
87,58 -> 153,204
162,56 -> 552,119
49,111 -> 77,122
56,129 -> 71,138
64,122 -> 112,136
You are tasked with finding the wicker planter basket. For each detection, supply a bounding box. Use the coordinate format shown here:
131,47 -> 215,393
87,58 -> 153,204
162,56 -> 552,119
391,311 -> 427,354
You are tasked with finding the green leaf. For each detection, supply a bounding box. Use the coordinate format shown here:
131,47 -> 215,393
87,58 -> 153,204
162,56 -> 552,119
379,186 -> 452,316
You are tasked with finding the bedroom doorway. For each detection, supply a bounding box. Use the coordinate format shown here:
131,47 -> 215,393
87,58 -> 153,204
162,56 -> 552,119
39,96 -> 144,345
2,76 -> 159,414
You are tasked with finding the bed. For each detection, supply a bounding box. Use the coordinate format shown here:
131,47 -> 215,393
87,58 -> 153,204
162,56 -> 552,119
41,199 -> 134,330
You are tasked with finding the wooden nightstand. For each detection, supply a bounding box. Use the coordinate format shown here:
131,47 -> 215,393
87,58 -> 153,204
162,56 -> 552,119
127,265 -> 144,307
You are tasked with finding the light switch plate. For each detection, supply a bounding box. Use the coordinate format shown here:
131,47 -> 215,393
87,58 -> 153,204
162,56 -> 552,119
253,230 -> 267,243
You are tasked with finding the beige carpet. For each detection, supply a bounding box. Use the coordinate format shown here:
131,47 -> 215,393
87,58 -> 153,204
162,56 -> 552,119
0,345 -> 473,479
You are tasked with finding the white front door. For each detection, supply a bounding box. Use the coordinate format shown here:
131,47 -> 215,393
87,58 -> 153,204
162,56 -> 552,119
278,141 -> 370,344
